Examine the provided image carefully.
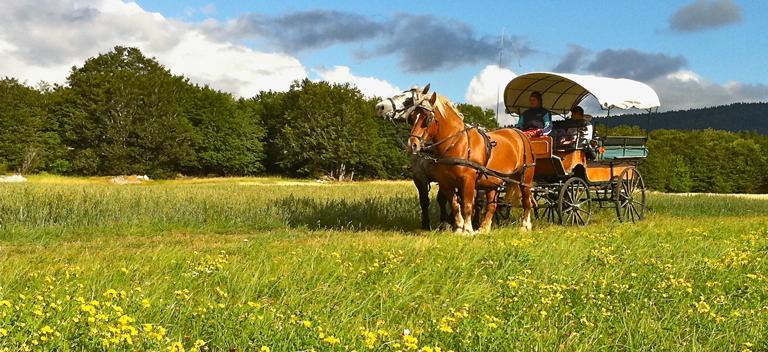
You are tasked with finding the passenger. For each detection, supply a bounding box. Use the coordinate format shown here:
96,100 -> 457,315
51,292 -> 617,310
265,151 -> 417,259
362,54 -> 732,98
570,106 -> 593,140
516,91 -> 552,137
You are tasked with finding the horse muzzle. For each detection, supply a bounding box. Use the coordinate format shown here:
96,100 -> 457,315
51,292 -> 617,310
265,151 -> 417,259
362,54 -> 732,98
408,137 -> 423,154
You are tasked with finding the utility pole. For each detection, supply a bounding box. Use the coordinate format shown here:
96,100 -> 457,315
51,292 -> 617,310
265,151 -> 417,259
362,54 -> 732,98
495,27 -> 505,124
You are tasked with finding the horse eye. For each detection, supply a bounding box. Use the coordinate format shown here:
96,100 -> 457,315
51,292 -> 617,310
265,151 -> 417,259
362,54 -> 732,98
421,115 -> 430,128
404,97 -> 413,106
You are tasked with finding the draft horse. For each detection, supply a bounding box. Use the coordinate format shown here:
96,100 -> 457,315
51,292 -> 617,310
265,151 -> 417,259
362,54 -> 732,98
405,92 -> 536,234
375,85 -> 453,230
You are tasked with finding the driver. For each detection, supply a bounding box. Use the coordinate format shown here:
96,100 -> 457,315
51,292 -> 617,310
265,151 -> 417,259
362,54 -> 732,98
516,91 -> 552,137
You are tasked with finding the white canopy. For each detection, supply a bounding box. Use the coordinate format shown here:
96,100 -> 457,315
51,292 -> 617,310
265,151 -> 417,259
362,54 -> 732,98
504,72 -> 661,114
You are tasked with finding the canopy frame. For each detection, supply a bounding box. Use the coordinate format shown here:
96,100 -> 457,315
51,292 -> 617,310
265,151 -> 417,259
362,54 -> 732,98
503,72 -> 661,116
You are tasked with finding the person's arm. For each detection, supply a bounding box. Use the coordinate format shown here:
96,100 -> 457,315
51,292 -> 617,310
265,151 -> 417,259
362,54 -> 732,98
542,111 -> 553,135
514,113 -> 524,129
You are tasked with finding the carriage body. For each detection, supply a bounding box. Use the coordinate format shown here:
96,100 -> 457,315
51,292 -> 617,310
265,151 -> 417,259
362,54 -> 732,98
496,72 -> 659,225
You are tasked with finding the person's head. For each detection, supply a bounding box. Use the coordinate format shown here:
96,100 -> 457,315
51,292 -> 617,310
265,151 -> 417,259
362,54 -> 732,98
529,91 -> 542,108
571,106 -> 584,120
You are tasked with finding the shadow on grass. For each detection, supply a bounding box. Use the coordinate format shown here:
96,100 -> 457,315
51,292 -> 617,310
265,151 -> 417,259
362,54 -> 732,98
272,195 -> 424,231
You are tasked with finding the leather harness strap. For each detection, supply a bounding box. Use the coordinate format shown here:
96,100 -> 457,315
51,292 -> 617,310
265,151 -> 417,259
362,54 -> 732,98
420,127 -> 535,188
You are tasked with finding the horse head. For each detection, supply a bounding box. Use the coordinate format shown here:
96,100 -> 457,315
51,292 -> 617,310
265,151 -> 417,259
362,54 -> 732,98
375,84 -> 430,120
406,92 -> 440,154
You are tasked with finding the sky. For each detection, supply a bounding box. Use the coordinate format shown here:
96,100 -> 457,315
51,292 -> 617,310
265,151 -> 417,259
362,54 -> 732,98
1,0 -> 767,116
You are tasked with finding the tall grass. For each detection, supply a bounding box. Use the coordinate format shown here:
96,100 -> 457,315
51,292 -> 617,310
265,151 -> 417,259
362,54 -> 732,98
0,179 -> 766,351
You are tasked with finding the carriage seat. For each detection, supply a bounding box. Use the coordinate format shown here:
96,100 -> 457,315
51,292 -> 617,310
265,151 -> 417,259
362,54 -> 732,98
552,119 -> 591,150
601,136 -> 648,159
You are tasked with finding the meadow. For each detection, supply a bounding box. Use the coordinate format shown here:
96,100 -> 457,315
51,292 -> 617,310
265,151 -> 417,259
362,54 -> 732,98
0,176 -> 767,351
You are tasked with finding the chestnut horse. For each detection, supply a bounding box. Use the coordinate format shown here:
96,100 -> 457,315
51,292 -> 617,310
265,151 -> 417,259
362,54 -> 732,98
376,85 -> 452,230
406,92 -> 536,233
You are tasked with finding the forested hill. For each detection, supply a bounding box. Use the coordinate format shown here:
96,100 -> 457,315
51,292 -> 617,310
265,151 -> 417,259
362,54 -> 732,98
595,102 -> 768,134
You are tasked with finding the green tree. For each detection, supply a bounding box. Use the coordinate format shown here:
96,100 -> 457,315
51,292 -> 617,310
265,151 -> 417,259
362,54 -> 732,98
248,91 -> 289,173
183,86 -> 265,176
457,103 -> 499,129
0,78 -> 61,173
274,79 -> 398,179
52,46 -> 197,177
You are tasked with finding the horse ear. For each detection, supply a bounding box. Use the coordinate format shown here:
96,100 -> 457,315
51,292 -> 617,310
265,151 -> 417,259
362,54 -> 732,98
429,92 -> 437,105
421,83 -> 430,94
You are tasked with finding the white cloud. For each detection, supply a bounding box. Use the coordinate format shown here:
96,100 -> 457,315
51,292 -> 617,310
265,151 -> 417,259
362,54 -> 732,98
650,70 -> 768,111
0,0 -> 307,97
314,66 -> 401,98
465,65 -> 517,125
161,31 -> 306,96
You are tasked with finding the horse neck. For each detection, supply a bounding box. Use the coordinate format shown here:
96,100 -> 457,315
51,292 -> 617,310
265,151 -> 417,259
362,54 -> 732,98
431,97 -> 467,155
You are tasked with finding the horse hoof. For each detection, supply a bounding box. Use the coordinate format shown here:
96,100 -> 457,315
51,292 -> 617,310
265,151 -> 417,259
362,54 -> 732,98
478,227 -> 490,234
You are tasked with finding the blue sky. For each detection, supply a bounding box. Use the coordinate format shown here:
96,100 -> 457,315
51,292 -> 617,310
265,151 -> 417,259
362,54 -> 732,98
134,0 -> 768,103
1,1 -> 766,112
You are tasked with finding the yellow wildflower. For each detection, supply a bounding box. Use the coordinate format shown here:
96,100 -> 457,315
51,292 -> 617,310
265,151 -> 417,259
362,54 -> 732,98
403,335 -> 419,350
260,347 -> 271,352
168,342 -> 185,352
103,289 -> 118,299
323,335 -> 341,345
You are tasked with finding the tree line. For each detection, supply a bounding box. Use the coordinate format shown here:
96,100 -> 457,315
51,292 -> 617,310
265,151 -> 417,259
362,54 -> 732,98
598,125 -> 768,193
1,46 -> 496,179
599,102 -> 768,134
2,46 -> 766,193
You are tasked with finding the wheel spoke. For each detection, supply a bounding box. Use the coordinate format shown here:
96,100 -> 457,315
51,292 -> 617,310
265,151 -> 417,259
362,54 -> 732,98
574,209 -> 585,225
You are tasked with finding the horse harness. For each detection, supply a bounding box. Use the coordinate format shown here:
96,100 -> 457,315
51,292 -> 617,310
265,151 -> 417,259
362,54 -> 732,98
417,124 -> 535,188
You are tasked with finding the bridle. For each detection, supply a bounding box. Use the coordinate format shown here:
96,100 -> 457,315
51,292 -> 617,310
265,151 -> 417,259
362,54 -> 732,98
384,89 -> 421,120
408,105 -> 437,149
407,99 -> 471,155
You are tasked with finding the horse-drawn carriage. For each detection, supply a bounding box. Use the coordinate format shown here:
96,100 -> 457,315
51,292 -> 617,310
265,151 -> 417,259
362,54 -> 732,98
493,72 -> 660,226
375,71 -> 660,233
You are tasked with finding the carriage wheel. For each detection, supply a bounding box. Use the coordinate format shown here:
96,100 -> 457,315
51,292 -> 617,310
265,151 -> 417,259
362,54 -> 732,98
614,168 -> 646,222
558,177 -> 592,226
534,188 -> 559,224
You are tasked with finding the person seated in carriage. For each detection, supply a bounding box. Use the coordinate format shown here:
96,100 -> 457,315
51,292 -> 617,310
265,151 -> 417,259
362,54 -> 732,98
569,106 -> 593,140
516,91 -> 552,137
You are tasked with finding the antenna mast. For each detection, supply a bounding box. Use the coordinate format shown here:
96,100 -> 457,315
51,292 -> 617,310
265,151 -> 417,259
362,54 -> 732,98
495,27 -> 505,124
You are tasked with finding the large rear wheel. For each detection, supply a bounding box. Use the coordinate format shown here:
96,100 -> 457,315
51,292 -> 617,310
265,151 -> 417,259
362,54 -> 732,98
558,177 -> 592,226
614,167 -> 646,222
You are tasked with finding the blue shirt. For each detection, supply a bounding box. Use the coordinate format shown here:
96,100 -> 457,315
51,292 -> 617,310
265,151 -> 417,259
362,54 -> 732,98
516,107 -> 552,135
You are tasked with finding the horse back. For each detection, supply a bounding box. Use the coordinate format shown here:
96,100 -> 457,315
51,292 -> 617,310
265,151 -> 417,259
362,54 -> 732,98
485,128 -> 532,174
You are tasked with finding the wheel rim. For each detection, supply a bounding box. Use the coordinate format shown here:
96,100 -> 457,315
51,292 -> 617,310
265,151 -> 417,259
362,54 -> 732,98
558,178 -> 591,226
615,168 -> 646,222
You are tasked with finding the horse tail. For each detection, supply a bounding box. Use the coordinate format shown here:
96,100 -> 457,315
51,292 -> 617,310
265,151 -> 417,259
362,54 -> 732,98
504,184 -> 521,207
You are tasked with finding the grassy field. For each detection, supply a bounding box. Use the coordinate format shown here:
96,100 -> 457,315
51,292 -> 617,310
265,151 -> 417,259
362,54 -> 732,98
1,176 -> 767,351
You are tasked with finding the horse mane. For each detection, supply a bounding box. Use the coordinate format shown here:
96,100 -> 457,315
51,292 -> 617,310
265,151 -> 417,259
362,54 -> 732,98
433,95 -> 464,122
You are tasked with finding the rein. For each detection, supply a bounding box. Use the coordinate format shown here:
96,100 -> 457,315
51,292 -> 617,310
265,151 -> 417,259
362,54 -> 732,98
410,100 -> 535,188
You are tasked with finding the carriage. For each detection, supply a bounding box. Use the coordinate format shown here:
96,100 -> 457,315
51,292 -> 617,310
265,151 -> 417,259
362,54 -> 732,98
490,72 -> 660,226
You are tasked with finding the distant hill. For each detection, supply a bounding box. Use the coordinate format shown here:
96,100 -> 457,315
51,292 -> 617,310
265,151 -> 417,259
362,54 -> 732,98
593,102 -> 768,134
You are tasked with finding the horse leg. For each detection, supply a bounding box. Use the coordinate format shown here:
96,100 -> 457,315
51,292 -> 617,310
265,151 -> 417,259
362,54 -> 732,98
449,188 -> 464,233
414,179 -> 431,230
459,179 -> 477,235
436,188 -> 452,231
520,184 -> 534,231
479,189 -> 497,234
